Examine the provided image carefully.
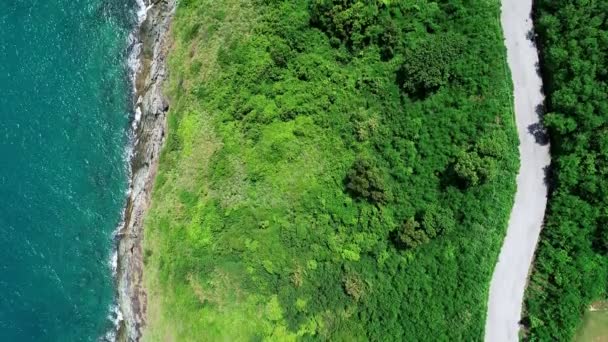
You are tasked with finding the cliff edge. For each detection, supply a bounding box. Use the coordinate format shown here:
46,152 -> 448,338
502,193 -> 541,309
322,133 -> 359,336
116,0 -> 176,340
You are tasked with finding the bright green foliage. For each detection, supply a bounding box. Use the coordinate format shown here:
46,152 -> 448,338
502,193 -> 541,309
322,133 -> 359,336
143,0 -> 518,340
454,150 -> 497,187
524,0 -> 608,340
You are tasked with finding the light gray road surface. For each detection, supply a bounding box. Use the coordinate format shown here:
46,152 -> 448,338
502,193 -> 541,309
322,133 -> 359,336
484,0 -> 551,341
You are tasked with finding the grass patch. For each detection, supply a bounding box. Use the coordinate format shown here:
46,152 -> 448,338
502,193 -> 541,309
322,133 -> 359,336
575,301 -> 608,342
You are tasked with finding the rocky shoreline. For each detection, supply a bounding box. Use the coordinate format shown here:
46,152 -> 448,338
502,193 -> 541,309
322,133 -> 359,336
115,0 -> 176,340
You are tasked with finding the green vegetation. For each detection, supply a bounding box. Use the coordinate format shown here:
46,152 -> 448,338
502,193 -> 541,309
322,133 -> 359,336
574,301 -> 608,342
523,0 -> 608,340
143,0 -> 518,340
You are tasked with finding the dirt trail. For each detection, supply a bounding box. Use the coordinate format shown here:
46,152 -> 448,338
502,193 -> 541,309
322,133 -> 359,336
484,0 -> 551,341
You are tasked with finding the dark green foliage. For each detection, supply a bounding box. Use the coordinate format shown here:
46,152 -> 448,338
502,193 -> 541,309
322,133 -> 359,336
346,158 -> 388,203
146,0 -> 519,340
393,206 -> 455,250
524,0 -> 608,340
395,217 -> 427,249
309,0 -> 385,50
595,215 -> 608,255
398,34 -> 463,98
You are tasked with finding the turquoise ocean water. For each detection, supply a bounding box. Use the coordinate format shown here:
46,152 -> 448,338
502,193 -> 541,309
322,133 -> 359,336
0,1 -> 137,340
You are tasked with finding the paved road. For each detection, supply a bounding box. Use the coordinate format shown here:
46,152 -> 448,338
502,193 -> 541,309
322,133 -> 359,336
484,0 -> 551,341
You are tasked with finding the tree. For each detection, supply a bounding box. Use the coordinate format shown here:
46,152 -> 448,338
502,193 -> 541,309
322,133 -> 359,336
421,205 -> 456,236
346,158 -> 388,203
453,150 -> 497,187
343,272 -> 366,301
397,33 -> 463,98
394,217 -> 429,249
393,206 -> 455,250
309,0 -> 382,50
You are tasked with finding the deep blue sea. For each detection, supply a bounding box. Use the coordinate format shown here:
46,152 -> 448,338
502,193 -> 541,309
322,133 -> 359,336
0,1 -> 137,340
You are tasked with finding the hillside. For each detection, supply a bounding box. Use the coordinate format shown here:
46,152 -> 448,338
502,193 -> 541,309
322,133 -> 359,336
143,0 -> 518,340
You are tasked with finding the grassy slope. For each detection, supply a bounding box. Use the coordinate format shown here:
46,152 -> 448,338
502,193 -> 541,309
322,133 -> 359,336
144,0 -> 518,340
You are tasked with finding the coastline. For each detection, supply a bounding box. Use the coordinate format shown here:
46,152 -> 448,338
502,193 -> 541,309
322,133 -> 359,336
115,0 -> 177,340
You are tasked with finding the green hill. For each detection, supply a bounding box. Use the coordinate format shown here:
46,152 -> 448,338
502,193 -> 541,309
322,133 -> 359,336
143,0 -> 518,340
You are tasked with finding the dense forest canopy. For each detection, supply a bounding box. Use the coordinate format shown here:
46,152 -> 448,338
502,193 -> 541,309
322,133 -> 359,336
524,0 -> 608,340
143,0 -> 518,340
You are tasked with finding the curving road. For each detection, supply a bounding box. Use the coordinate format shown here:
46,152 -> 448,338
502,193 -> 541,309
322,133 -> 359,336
484,0 -> 551,341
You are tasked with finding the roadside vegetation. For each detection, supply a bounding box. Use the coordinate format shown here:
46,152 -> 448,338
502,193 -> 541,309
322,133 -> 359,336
143,0 -> 518,340
524,0 -> 608,340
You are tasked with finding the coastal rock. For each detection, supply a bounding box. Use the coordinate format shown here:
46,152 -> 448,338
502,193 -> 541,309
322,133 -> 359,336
116,0 -> 176,340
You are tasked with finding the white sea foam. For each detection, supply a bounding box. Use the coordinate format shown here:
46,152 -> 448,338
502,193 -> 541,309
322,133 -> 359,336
102,303 -> 124,341
110,249 -> 118,277
104,0 -> 153,340
132,105 -> 142,131
135,0 -> 153,24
